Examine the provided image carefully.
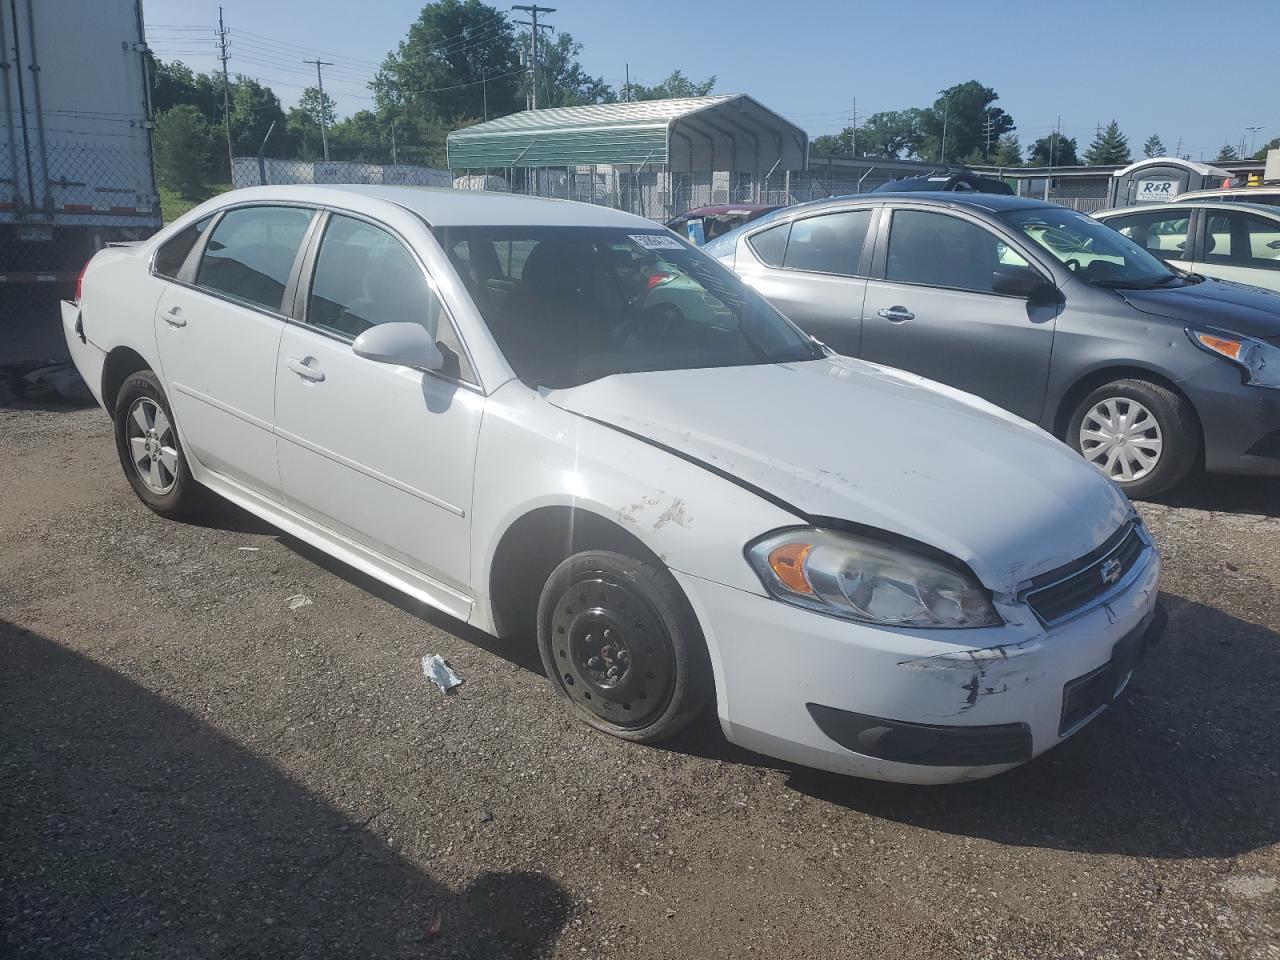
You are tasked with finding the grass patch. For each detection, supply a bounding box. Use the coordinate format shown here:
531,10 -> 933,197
160,184 -> 232,223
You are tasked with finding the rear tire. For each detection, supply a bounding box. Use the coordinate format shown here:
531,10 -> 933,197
536,550 -> 710,744
1067,378 -> 1198,498
113,370 -> 206,519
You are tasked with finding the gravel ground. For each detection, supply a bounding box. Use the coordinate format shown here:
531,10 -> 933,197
2,401 -> 1279,960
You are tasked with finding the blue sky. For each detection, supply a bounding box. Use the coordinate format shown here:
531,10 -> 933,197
146,0 -> 1278,160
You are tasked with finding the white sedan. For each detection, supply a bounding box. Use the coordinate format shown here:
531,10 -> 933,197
63,185 -> 1163,784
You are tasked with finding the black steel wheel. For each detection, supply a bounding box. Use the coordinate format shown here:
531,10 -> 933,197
537,550 -> 709,743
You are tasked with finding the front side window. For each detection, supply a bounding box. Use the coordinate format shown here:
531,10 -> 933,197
432,225 -> 821,388
1001,206 -> 1186,290
1105,211 -> 1191,261
195,206 -> 313,312
782,210 -> 872,276
154,216 -> 212,279
886,210 -> 1029,294
1203,212 -> 1280,271
309,214 -> 474,380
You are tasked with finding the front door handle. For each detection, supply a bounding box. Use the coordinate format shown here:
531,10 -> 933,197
877,306 -> 914,323
286,356 -> 325,382
162,306 -> 186,327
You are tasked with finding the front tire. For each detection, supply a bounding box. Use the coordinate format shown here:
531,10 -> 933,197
536,550 -> 710,744
1067,378 -> 1198,498
113,370 -> 205,519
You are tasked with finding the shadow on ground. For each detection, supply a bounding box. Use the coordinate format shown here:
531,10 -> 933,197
0,621 -> 569,959
1149,471 -> 1280,519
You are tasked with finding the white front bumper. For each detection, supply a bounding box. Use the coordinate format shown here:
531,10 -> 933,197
675,543 -> 1162,785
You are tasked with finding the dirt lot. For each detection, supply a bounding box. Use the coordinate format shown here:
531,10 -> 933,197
2,400 -> 1279,960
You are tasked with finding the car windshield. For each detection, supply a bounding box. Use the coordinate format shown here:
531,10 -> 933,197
434,226 -> 821,388
1000,207 -> 1188,289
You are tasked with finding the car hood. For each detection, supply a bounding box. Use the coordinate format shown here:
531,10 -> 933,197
548,357 -> 1131,596
1117,277 -> 1280,340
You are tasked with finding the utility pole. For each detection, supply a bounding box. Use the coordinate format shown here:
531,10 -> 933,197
849,97 -> 858,157
481,66 -> 488,121
625,63 -> 630,103
940,96 -> 949,164
218,7 -> 233,179
390,119 -> 397,165
1247,125 -> 1263,156
512,4 -> 555,109
303,57 -> 333,161
983,108 -> 996,160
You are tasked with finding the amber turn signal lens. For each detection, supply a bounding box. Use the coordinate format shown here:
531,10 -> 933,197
768,542 -> 814,595
1197,332 -> 1244,360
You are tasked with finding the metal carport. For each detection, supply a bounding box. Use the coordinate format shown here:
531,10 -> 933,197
446,95 -> 808,219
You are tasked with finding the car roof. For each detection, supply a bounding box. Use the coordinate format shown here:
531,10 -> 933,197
207,183 -> 658,228
675,204 -> 779,218
1096,200 -> 1280,218
806,191 -> 1052,214
1173,186 -> 1280,201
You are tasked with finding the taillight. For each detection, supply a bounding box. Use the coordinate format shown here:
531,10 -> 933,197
645,271 -> 676,291
75,259 -> 90,303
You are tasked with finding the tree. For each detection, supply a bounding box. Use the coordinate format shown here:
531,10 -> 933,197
810,132 -> 852,156
1215,142 -> 1241,162
522,31 -> 614,107
298,86 -> 338,129
1084,120 -> 1131,165
374,0 -> 521,128
1254,137 -> 1280,160
629,69 -> 715,101
1029,133 -> 1079,166
150,60 -> 223,120
857,109 -> 925,159
914,81 -> 1013,162
230,77 -> 290,160
153,105 -> 218,197
992,133 -> 1022,166
1142,134 -> 1166,158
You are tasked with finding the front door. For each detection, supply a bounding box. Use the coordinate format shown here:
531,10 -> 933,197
154,204 -> 315,500
274,211 -> 483,596
735,207 -> 875,356
859,207 -> 1058,423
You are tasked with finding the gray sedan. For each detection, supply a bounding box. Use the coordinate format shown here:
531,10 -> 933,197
704,193 -> 1280,497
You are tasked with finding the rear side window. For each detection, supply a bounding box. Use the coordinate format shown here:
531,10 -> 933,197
308,214 -> 475,381
747,222 -> 789,266
1205,211 -> 1280,270
195,206 -> 313,312
782,210 -> 872,276
153,216 -> 212,279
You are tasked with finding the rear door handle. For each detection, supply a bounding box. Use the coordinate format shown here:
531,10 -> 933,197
877,306 -> 914,323
162,306 -> 186,327
286,356 -> 325,382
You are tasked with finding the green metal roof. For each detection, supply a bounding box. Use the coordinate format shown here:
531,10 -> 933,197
448,95 -> 793,169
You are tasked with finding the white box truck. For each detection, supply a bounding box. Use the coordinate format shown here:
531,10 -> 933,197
1,0 -> 159,292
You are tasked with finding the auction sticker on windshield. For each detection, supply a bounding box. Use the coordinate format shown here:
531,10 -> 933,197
630,234 -> 686,249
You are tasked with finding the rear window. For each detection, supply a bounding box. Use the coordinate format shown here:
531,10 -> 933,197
153,216 -> 212,279
747,223 -> 789,266
195,206 -> 313,313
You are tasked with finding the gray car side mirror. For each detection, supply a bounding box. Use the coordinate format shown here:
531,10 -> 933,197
992,266 -> 1055,301
352,322 -> 444,372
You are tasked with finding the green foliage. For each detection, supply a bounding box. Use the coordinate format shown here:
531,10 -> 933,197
1254,137 -> 1279,160
160,183 -> 231,223
152,105 -> 218,198
858,109 -> 925,159
1084,120 -> 1131,165
810,132 -> 851,156
374,0 -> 521,125
915,82 -> 1013,162
1142,134 -> 1166,158
992,133 -> 1022,166
230,77 -> 289,157
522,31 -> 614,108
628,70 -> 715,101
1215,142 -> 1240,162
1029,133 -> 1079,166
298,86 -> 338,129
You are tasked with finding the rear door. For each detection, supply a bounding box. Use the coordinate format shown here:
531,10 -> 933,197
1188,209 -> 1280,292
859,206 -> 1058,423
1101,208 -> 1195,266
154,203 -> 315,500
733,206 -> 876,356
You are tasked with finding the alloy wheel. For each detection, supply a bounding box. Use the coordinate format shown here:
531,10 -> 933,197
125,397 -> 179,495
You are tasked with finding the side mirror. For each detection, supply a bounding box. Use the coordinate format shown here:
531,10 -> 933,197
992,266 -> 1055,301
352,322 -> 444,372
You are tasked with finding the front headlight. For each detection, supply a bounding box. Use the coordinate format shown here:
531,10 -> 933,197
1188,328 -> 1280,389
745,528 -> 1002,629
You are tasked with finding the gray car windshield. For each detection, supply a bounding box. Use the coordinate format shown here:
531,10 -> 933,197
1000,207 -> 1192,289
433,226 -> 821,387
